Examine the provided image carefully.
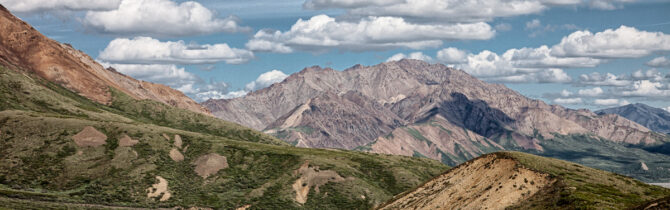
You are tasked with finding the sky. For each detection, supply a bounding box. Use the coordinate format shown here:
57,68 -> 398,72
2,0 -> 670,111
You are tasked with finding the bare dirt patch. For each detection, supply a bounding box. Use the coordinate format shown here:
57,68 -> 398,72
193,153 -> 228,178
72,126 -> 107,147
169,148 -> 184,162
236,204 -> 251,210
187,207 -> 214,210
379,155 -> 555,210
118,134 -> 138,147
292,161 -> 345,204
174,134 -> 183,148
146,176 -> 171,202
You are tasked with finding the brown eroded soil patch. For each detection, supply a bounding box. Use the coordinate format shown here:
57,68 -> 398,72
186,207 -> 214,210
72,126 -> 107,147
118,134 -> 138,147
193,153 -> 228,178
236,204 -> 252,210
292,161 -> 345,204
146,176 -> 171,202
379,155 -> 555,210
174,134 -> 183,148
169,148 -> 184,162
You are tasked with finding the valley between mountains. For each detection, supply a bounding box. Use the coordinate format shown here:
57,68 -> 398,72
0,3 -> 669,209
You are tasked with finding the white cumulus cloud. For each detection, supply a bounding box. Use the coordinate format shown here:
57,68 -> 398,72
631,69 -> 665,81
560,89 -> 573,97
98,37 -> 254,65
246,15 -> 494,53
578,87 -> 603,97
303,0 -> 403,9
576,72 -> 631,86
436,47 -> 468,63
593,98 -> 626,106
316,0 -> 547,23
387,52 -> 433,62
487,68 -> 572,83
244,70 -> 289,91
551,26 -> 670,58
196,90 -> 248,101
434,26 -> 670,85
503,45 -> 602,68
98,61 -> 259,102
646,56 -> 670,68
435,46 -> 595,83
554,97 -> 583,104
524,19 -> 579,37
98,62 -> 201,94
82,0 -> 249,37
588,0 -> 636,10
303,0 -> 630,24
619,80 -> 670,97
212,70 -> 290,100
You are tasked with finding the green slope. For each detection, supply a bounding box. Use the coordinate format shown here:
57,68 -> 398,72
0,66 -> 448,209
500,151 -> 670,209
379,151 -> 669,210
522,134 -> 670,182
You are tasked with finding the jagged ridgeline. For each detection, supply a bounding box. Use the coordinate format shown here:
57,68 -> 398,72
0,66 -> 446,209
204,59 -> 670,183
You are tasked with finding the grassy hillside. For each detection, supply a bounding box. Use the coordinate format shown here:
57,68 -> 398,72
501,151 -> 670,209
523,134 -> 670,182
0,66 -> 448,209
379,151 -> 669,210
0,66 -> 284,146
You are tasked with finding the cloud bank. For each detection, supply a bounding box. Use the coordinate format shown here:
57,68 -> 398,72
83,0 -> 250,37
99,37 -> 254,65
246,15 -> 494,53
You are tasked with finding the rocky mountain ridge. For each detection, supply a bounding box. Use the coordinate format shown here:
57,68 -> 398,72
597,103 -> 670,134
0,5 -> 209,115
203,59 -> 667,165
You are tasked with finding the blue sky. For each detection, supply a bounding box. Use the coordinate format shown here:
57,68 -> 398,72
4,0 -> 670,111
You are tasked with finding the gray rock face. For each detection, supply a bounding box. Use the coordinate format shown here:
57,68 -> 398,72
597,103 -> 670,134
266,91 -> 405,149
203,59 -> 666,164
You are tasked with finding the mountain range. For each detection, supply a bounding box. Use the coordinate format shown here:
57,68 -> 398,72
0,4 -> 669,209
597,103 -> 670,134
203,59 -> 670,181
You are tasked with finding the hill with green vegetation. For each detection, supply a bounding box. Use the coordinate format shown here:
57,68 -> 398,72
379,151 -> 670,210
0,66 -> 448,209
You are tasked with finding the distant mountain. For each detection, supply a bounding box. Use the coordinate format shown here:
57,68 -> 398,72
203,59 -> 670,181
597,103 -> 670,134
0,5 -> 208,115
378,152 -> 670,209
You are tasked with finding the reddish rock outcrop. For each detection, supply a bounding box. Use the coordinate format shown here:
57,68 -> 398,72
0,5 -> 209,115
